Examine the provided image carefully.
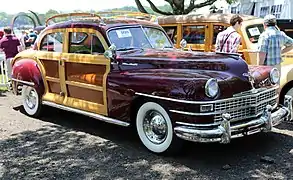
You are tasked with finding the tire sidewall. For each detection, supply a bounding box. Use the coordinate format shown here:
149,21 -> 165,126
22,85 -> 41,117
136,102 -> 173,153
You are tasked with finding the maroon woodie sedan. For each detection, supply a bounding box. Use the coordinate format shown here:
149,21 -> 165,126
10,13 -> 293,154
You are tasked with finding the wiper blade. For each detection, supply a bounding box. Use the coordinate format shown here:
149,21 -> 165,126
163,46 -> 174,48
116,47 -> 141,51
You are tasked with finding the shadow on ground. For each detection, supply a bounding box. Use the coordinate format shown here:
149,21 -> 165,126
0,90 -> 7,97
0,105 -> 292,179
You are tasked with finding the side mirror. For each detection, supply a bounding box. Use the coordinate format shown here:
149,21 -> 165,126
180,39 -> 187,50
104,44 -> 117,61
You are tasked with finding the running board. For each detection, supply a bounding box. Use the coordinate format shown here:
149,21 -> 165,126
42,101 -> 130,127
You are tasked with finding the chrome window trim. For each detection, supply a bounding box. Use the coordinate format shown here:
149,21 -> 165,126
135,86 -> 278,105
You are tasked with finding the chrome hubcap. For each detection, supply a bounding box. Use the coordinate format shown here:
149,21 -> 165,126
25,88 -> 37,109
143,110 -> 168,144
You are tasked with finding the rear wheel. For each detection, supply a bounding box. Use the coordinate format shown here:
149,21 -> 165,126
136,101 -> 182,154
22,85 -> 42,117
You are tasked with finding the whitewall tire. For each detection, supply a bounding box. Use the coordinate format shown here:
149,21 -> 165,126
22,85 -> 42,117
136,101 -> 181,154
286,87 -> 293,101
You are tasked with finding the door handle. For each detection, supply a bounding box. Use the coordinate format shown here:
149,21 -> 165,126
59,59 -> 63,66
59,57 -> 68,66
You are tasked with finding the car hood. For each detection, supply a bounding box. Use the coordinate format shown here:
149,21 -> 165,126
116,48 -> 249,80
114,49 -> 258,97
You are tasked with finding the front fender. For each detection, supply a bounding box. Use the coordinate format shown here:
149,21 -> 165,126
12,58 -> 44,95
109,69 -> 233,101
280,64 -> 293,90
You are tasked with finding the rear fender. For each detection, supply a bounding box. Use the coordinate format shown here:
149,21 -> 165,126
12,58 -> 45,95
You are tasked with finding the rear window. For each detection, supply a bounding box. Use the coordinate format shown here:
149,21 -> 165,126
246,24 -> 264,43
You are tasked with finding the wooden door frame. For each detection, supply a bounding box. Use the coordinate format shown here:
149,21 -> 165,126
36,28 -> 67,105
59,28 -> 110,115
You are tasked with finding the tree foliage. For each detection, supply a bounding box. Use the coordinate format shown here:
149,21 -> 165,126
135,0 -> 237,15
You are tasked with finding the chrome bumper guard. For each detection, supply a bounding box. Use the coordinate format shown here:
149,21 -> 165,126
174,95 -> 293,143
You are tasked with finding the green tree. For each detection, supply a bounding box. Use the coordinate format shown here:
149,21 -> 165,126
135,0 -> 237,15
45,9 -> 60,20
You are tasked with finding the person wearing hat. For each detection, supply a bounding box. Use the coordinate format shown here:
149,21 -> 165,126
257,14 -> 293,75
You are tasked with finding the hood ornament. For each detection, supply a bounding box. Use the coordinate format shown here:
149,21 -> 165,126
243,72 -> 257,92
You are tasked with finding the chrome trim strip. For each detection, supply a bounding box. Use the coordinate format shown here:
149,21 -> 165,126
170,109 -> 206,116
176,121 -> 221,127
11,78 -> 35,86
42,101 -> 130,127
135,86 -> 278,105
170,96 -> 278,116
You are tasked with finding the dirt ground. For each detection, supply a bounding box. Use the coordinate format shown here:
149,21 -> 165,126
0,91 -> 293,180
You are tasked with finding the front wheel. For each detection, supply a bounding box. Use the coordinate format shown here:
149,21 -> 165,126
280,86 -> 293,106
286,87 -> 293,99
21,85 -> 42,117
136,101 -> 182,154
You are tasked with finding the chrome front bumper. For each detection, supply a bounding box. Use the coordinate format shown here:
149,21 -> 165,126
174,95 -> 293,144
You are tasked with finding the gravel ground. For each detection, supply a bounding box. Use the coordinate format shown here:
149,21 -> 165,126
0,91 -> 293,180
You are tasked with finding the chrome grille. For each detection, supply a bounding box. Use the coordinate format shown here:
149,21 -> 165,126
214,88 -> 278,122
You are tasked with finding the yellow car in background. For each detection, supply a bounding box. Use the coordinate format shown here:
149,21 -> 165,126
157,13 -> 293,103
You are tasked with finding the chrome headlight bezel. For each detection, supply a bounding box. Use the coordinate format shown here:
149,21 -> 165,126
269,68 -> 280,84
205,78 -> 219,98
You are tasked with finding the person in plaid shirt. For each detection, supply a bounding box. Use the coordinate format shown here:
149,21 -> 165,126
257,14 -> 293,71
215,15 -> 243,53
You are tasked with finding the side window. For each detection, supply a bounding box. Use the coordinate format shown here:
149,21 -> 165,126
69,32 -> 90,54
213,25 -> 228,44
182,25 -> 205,44
162,26 -> 177,44
40,32 -> 63,52
91,34 -> 105,54
69,32 -> 105,54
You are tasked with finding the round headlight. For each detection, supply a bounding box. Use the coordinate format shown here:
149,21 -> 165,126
270,68 -> 280,84
205,78 -> 219,98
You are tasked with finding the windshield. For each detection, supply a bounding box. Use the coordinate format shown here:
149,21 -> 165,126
246,24 -> 265,43
108,27 -> 173,50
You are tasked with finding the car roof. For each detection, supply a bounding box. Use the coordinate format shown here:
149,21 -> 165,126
45,17 -> 161,32
157,13 -> 263,24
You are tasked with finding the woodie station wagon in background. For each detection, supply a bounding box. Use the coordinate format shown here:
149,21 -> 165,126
10,12 -> 293,154
157,13 -> 293,106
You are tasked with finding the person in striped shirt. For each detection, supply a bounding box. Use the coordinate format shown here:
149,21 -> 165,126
215,15 -> 243,53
